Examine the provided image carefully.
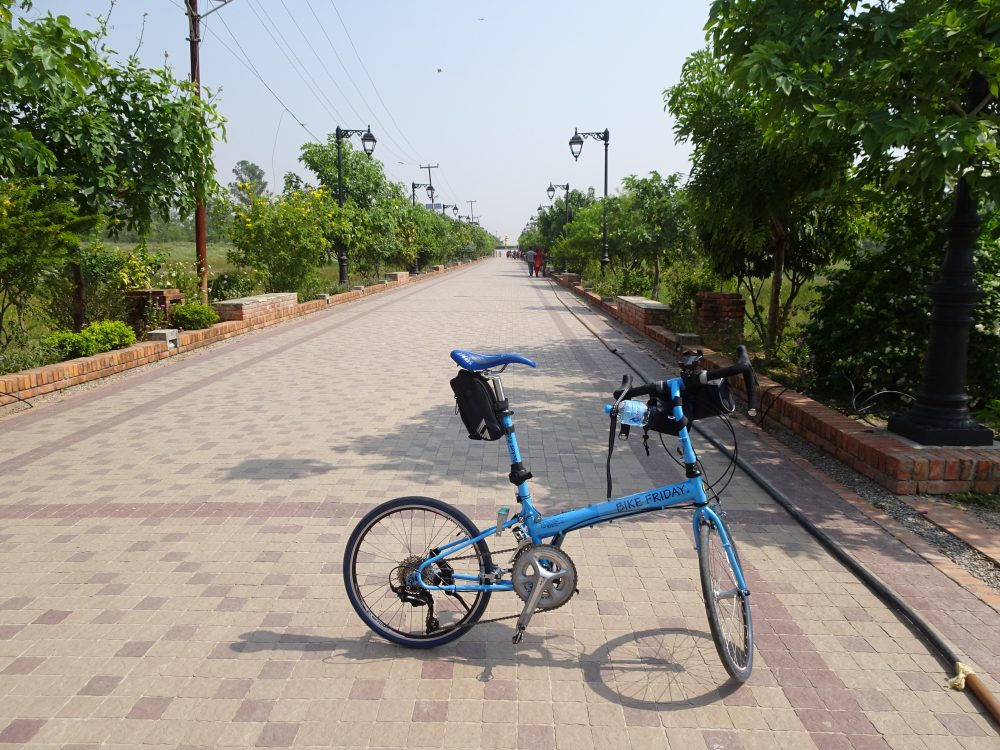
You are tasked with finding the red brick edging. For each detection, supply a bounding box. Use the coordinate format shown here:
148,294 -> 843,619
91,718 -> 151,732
0,261 -> 483,409
553,276 -> 999,496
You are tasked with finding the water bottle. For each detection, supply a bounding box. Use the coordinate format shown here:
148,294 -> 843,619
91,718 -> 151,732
604,399 -> 650,427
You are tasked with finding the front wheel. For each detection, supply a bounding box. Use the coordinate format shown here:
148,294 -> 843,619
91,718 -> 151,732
697,517 -> 753,682
343,497 -> 493,648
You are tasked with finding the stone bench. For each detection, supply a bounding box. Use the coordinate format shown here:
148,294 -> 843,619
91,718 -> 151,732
212,293 -> 298,324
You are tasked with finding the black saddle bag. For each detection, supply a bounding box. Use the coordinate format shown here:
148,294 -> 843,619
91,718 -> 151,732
646,377 -> 735,436
450,370 -> 506,441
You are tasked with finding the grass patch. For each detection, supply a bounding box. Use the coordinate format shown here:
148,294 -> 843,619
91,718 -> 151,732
951,491 -> 1000,513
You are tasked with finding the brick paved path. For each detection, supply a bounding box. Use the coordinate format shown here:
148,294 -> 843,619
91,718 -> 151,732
0,259 -> 997,749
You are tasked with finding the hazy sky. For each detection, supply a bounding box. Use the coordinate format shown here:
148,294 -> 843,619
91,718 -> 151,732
32,1 -> 714,242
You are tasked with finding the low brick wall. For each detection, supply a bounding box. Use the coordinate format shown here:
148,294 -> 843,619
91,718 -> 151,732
554,274 -> 999,495
0,260 -> 485,409
617,296 -> 670,330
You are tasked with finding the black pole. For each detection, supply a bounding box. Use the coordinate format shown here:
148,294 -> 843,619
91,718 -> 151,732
336,127 -> 348,285
600,130 -> 610,271
186,0 -> 209,304
564,183 -> 570,273
887,176 -> 993,445
887,72 -> 993,446
411,182 -> 416,207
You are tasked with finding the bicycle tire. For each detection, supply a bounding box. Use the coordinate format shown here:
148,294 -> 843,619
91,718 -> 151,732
697,517 -> 754,682
343,496 -> 493,648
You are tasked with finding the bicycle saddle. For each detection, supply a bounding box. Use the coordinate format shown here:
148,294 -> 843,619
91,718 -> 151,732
450,350 -> 537,371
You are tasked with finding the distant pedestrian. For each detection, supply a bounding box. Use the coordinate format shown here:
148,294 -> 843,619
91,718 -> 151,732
525,248 -> 537,276
533,249 -> 544,278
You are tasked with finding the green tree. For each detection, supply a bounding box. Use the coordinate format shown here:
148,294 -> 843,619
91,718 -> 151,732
666,49 -> 858,358
229,160 -> 268,206
0,8 -> 224,329
229,188 -> 328,297
618,172 -> 691,298
0,177 -> 83,350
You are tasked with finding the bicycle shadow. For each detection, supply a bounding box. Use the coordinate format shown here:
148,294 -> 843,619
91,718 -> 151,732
230,624 -> 741,710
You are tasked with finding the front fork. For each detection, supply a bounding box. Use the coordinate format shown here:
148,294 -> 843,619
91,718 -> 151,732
693,504 -> 749,594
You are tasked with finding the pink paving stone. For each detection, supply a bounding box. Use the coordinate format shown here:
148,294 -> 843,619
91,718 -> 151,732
126,696 -> 172,720
86,573 -> 116,584
411,700 -> 448,722
898,671 -> 944,691
134,596 -> 166,610
91,610 -> 124,624
32,609 -> 70,625
263,574 -> 290,585
201,584 -> 232,598
96,583 -> 128,596
782,686 -> 825,709
820,688 -> 861,711
216,597 -> 247,612
256,551 -> 282,563
933,713 -> 988,737
163,625 -> 198,641
115,641 -> 154,657
0,626 -> 22,640
0,719 -> 46,743
348,679 -> 384,700
516,725 -> 556,750
0,656 -> 44,675
78,675 -> 122,696
811,734 -> 854,750
278,586 -> 308,599
623,707 -> 660,727
598,601 -> 626,615
0,597 -> 32,610
848,736 -> 892,750
484,679 -> 516,700
701,730 -> 744,749
234,699 -> 274,722
420,661 -> 453,679
259,661 -> 294,680
261,613 -> 292,628
794,709 -> 837,733
255,722 -> 299,748
214,679 -> 253,699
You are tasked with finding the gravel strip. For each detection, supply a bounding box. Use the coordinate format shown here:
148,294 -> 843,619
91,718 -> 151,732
765,422 -> 1000,595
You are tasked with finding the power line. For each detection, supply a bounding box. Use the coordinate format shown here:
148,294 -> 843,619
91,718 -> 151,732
304,0 -> 417,165
328,0 -> 425,164
168,0 -> 322,144
245,0 -> 346,126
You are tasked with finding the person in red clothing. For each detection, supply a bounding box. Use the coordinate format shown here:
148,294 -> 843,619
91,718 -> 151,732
533,248 -> 544,278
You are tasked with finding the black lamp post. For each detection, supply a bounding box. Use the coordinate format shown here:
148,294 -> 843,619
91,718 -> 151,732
569,128 -> 610,271
410,182 -> 432,207
441,203 -> 457,216
336,125 -> 376,284
547,182 -> 570,272
886,72 -> 993,446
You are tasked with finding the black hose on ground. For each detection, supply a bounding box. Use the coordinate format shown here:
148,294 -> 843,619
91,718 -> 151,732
549,285 -> 1000,726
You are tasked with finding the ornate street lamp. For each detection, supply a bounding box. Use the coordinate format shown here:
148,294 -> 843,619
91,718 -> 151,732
335,125 -> 376,284
547,182 -> 571,272
569,127 -> 610,270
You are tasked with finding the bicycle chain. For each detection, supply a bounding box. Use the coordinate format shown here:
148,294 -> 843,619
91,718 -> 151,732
438,545 -> 550,627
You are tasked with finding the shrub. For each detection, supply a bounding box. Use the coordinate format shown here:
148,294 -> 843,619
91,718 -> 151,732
209,268 -> 264,301
0,336 -> 60,376
804,195 -> 1000,405
150,260 -> 201,302
170,303 -> 219,330
43,331 -> 99,360
84,320 -> 136,351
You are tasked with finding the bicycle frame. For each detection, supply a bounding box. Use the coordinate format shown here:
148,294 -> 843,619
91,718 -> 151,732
416,375 -> 749,595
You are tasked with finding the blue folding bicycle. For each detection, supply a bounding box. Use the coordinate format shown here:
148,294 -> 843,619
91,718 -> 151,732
343,346 -> 760,681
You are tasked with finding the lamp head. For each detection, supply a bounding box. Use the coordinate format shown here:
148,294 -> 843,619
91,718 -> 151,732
546,184 -> 555,201
569,129 -> 583,160
361,127 -> 376,156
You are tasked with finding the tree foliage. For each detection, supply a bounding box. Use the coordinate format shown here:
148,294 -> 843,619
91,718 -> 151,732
706,0 -> 1000,198
667,49 -> 859,357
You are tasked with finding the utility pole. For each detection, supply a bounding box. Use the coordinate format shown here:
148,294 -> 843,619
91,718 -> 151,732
467,200 -> 477,224
184,0 -> 234,304
419,163 -> 438,206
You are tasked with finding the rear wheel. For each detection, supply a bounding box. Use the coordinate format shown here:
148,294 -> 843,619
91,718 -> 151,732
343,497 -> 493,648
697,517 -> 753,681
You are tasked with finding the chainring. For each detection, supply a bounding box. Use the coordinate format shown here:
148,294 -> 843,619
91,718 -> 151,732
511,544 -> 577,611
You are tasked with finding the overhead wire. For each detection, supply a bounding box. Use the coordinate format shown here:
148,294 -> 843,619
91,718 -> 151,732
304,0 -> 418,165
245,0 -> 347,127
169,0 -> 323,145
